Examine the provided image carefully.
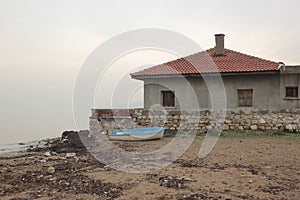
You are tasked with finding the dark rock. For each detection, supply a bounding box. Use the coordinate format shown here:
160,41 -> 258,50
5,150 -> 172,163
49,130 -> 91,154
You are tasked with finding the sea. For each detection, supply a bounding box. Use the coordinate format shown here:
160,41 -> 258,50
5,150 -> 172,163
0,139 -> 49,154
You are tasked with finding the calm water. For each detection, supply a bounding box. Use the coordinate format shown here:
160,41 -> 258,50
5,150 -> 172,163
0,139 -> 48,154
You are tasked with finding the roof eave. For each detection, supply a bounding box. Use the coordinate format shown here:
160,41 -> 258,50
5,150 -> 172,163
131,70 -> 280,80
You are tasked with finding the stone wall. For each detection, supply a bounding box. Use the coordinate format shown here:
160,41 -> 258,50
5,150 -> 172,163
89,108 -> 300,135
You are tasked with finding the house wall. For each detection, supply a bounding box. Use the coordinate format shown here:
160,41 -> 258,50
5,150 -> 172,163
143,70 -> 300,110
144,77 -> 200,110
222,73 -> 281,109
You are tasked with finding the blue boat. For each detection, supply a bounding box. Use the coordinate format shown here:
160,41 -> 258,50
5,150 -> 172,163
109,127 -> 165,141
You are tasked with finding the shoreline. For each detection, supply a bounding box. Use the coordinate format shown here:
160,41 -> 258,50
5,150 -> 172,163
0,137 -> 59,155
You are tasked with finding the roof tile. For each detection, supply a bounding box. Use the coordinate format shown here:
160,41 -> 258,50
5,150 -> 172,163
131,48 -> 280,77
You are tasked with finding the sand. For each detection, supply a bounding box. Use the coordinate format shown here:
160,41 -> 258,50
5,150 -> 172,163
0,133 -> 299,200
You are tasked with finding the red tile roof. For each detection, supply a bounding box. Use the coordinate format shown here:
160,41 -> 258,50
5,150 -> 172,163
131,48 -> 281,78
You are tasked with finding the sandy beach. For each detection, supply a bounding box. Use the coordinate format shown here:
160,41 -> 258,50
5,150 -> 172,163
0,131 -> 299,200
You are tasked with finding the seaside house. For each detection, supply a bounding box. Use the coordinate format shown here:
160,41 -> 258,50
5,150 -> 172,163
89,34 -> 300,134
131,34 -> 300,110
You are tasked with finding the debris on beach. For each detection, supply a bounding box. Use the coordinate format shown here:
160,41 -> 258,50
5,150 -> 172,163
50,130 -> 92,154
175,158 -> 205,168
27,130 -> 93,155
0,129 -> 123,198
178,192 -> 211,200
159,176 -> 192,189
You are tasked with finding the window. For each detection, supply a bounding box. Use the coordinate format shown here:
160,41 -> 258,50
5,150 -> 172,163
237,89 -> 253,107
162,91 -> 175,107
286,87 -> 298,98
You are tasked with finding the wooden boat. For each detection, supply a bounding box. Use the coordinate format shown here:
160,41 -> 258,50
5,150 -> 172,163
109,127 -> 165,141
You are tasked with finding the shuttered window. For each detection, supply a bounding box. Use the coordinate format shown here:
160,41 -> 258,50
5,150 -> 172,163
286,87 -> 298,97
237,89 -> 253,107
162,91 -> 175,107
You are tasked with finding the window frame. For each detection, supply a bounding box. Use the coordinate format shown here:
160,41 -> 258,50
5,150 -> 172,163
285,86 -> 298,98
161,90 -> 175,107
237,89 -> 253,107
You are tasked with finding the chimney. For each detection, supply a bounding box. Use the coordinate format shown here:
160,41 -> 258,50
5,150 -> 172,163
215,34 -> 225,56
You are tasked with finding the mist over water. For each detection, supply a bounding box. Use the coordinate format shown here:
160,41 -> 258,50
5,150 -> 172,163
1,1 -> 299,146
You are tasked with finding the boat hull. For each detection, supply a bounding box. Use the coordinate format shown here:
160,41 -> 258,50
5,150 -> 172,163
109,127 -> 164,141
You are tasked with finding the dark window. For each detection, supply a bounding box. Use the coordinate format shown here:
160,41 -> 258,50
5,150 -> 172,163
162,91 -> 175,107
237,89 -> 253,107
286,87 -> 298,97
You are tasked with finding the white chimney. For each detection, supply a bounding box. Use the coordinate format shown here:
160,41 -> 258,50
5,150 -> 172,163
215,34 -> 225,56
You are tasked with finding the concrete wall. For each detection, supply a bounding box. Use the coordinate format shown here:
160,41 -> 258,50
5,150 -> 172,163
144,78 -> 199,110
143,68 -> 300,110
222,73 -> 281,109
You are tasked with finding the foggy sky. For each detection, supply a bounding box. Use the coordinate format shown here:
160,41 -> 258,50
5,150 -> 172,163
0,0 -> 299,144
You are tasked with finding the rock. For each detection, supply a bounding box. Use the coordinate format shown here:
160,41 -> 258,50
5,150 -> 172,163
61,138 -> 68,143
37,140 -> 48,148
258,119 -> 266,124
285,124 -> 293,131
47,166 -> 55,174
223,124 -> 229,130
44,151 -> 52,157
250,125 -> 257,130
0,167 -> 11,173
66,152 -> 77,158
49,177 -> 57,181
258,125 -> 266,130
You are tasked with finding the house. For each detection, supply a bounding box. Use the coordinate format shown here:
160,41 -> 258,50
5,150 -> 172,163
131,34 -> 300,110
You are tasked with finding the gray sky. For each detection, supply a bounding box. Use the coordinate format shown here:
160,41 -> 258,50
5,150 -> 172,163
0,0 -> 299,144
